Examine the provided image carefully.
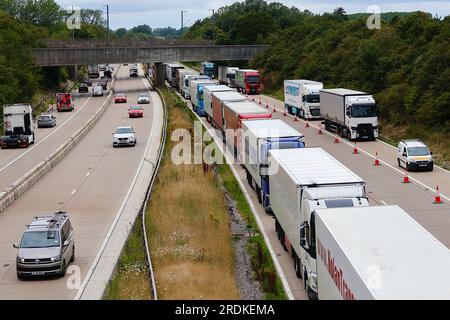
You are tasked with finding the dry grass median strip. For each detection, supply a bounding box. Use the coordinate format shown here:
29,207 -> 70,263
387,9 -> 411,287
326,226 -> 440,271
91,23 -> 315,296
145,89 -> 239,299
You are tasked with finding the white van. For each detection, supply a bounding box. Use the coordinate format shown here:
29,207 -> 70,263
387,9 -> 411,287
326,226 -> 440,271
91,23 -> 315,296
92,85 -> 104,97
397,139 -> 433,171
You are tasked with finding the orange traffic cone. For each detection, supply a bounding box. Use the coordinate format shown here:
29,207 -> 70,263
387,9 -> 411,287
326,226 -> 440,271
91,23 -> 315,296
402,170 -> 411,184
283,109 -> 287,116
433,186 -> 443,204
305,120 -> 310,128
353,143 -> 359,154
294,116 -> 299,122
374,152 -> 380,166
258,100 -> 262,105
333,136 -> 340,144
273,105 -> 277,113
318,124 -> 323,134
266,103 -> 269,109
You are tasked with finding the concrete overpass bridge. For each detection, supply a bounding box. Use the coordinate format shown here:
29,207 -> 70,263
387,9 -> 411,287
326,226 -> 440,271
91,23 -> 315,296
32,40 -> 269,66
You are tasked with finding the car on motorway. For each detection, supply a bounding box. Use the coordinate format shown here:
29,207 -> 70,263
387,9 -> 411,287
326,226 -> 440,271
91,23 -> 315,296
13,212 -> 75,279
137,94 -> 150,104
100,75 -> 109,83
123,63 -> 128,66
128,105 -> 144,118
37,114 -> 56,128
92,85 -> 104,97
112,126 -> 136,147
98,64 -> 106,71
114,93 -> 127,103
97,81 -> 108,90
83,79 -> 92,86
398,139 -> 434,171
78,83 -> 89,93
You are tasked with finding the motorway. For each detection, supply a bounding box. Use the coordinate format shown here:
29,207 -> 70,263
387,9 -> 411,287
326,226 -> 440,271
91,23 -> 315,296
173,69 -> 450,300
0,65 -> 162,299
0,74 -> 114,192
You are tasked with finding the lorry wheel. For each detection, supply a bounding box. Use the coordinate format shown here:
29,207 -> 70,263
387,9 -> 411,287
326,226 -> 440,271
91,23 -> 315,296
397,158 -> 401,168
294,255 -> 302,279
256,186 -> 262,204
281,232 -> 288,252
70,246 -> 75,262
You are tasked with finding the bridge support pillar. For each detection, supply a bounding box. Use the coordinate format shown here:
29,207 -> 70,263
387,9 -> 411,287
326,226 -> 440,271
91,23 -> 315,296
69,65 -> 79,80
152,62 -> 166,88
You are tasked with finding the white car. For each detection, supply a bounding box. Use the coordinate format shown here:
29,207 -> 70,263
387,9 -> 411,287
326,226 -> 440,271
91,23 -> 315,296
397,139 -> 433,171
112,126 -> 136,147
137,94 -> 150,104
92,85 -> 104,97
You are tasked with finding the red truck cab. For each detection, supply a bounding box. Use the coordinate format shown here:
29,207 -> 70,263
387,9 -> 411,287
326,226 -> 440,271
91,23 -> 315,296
236,69 -> 261,95
56,93 -> 74,112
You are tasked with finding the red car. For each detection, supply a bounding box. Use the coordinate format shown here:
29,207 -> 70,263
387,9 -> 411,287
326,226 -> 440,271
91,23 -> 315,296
128,105 -> 144,118
114,93 -> 127,103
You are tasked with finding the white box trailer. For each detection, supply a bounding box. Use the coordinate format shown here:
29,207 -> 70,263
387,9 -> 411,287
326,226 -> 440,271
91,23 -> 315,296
176,69 -> 194,93
268,147 -> 368,299
1,104 -> 35,148
218,66 -> 239,87
203,85 -> 234,123
185,74 -> 210,100
241,119 -> 305,211
320,88 -> 378,141
165,63 -> 184,87
315,205 -> 450,300
284,80 -> 323,119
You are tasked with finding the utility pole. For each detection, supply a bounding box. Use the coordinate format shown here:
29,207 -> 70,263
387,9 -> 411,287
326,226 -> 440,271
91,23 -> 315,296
209,9 -> 215,43
105,5 -> 110,44
181,10 -> 187,38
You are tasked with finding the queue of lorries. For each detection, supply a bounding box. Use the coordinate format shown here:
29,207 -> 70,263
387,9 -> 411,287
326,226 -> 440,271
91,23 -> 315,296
161,62 -> 450,300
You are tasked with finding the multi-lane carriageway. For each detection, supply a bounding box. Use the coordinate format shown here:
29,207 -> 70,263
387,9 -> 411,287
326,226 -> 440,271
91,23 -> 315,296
174,66 -> 450,300
0,65 -> 163,299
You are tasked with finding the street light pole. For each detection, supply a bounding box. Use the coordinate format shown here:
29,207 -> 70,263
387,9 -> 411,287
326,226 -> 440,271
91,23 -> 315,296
181,10 -> 187,38
105,4 -> 110,44
209,9 -> 215,43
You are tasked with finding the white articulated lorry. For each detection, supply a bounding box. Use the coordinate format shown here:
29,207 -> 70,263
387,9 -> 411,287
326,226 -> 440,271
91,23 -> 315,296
218,66 -> 239,87
0,104 -> 35,149
314,205 -> 450,300
185,74 -> 210,100
241,119 -> 305,211
284,80 -> 323,119
268,147 -> 369,300
320,88 -> 378,141
203,85 -> 234,123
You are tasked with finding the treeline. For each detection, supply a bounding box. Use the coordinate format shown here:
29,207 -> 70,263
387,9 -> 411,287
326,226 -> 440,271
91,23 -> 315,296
115,25 -> 187,40
184,0 -> 450,158
0,0 -> 108,109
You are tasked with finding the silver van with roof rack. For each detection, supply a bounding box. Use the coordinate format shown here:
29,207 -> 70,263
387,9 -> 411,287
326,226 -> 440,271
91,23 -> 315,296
13,211 -> 75,279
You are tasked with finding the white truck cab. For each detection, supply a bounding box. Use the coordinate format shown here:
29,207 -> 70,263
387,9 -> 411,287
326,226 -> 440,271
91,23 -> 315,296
397,140 -> 433,171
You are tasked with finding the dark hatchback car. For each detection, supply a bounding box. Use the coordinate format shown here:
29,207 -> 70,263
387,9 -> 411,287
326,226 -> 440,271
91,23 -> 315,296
83,79 -> 92,87
78,84 -> 89,93
37,114 -> 56,128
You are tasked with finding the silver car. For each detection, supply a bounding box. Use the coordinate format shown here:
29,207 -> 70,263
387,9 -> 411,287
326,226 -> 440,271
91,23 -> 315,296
14,212 -> 75,279
37,114 -> 56,128
112,126 -> 137,147
137,94 -> 150,104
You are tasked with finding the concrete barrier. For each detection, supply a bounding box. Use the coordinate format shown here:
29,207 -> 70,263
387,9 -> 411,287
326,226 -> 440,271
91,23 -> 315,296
0,72 -> 117,214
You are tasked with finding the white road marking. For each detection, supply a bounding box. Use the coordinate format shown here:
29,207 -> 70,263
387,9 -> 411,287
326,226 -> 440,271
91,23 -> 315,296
75,66 -> 158,300
260,97 -> 450,202
381,200 -> 388,206
71,189 -> 77,195
0,95 -> 95,173
85,172 -> 90,177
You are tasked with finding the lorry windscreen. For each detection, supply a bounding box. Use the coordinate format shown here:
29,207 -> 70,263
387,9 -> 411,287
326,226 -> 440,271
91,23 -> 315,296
246,76 -> 260,84
305,94 -> 320,103
351,104 -> 377,118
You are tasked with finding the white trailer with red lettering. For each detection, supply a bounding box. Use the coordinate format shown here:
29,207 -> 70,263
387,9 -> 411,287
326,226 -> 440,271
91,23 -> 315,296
314,205 -> 450,300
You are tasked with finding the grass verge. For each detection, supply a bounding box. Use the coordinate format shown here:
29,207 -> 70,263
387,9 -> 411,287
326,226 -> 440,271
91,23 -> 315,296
103,216 -> 151,300
144,88 -> 239,299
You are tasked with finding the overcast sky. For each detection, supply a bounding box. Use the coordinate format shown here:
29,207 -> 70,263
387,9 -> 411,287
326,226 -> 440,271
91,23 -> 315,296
56,0 -> 450,29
